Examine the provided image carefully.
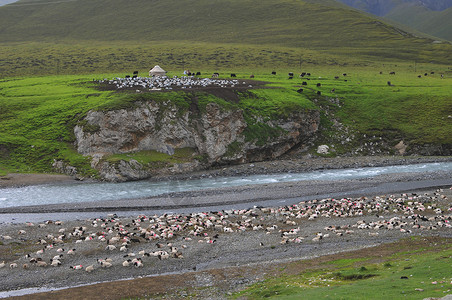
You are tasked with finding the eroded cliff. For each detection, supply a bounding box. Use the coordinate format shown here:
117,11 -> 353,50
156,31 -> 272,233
68,98 -> 319,181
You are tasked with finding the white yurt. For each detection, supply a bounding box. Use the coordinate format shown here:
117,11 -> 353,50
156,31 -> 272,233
149,65 -> 166,77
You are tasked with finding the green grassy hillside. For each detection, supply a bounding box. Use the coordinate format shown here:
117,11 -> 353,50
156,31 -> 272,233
1,65 -> 451,176
1,0 -> 451,176
0,0 -> 425,47
1,0 -> 452,77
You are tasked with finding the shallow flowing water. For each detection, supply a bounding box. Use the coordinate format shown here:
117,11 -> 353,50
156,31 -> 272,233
1,162 -> 451,208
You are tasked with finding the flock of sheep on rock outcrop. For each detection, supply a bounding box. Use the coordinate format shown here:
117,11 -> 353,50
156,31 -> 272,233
1,188 -> 451,273
99,75 -> 249,91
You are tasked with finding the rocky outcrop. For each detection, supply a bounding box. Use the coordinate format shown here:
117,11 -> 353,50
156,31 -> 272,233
72,99 -> 319,181
75,101 -> 247,162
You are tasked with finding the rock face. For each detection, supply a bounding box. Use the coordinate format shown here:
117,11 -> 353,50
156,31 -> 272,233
72,100 -> 319,181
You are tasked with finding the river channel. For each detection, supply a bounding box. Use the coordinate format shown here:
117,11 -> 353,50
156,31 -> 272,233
1,162 -> 452,209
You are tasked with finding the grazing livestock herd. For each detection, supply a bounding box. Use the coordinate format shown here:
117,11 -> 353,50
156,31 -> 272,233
98,69 -> 445,96
0,188 -> 450,276
99,76 -> 249,91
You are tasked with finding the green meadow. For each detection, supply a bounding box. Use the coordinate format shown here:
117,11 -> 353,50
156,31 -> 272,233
233,237 -> 452,300
0,62 -> 451,176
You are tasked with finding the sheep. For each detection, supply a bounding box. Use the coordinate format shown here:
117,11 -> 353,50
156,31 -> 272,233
70,265 -> 83,270
101,261 -> 112,268
122,260 -> 131,267
85,265 -> 94,272
106,245 -> 116,251
52,254 -> 63,261
50,260 -> 61,267
158,252 -> 170,260
133,260 -> 143,268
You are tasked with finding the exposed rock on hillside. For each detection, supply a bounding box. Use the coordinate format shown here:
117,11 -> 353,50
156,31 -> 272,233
72,100 -> 319,181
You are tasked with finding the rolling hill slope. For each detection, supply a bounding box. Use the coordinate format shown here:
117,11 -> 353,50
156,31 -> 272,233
385,4 -> 452,41
336,0 -> 452,41
0,0 -> 446,48
0,0 -> 452,76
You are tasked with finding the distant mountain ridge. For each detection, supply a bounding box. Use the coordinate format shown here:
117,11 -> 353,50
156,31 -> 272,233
336,0 -> 452,40
338,0 -> 452,15
0,0 -> 18,6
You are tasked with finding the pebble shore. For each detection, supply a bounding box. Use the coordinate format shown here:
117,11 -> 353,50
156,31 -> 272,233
0,186 -> 451,298
0,156 -> 451,298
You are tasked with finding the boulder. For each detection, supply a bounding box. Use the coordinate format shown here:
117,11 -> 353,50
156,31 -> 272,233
317,145 -> 329,154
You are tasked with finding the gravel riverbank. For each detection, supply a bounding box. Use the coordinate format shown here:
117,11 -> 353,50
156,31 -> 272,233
155,155 -> 452,181
0,185 -> 451,299
0,156 -> 451,299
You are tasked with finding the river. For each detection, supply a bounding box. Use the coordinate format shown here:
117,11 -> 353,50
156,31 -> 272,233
1,161 -> 451,209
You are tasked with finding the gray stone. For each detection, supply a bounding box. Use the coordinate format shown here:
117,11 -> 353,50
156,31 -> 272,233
73,100 -> 319,181
317,145 -> 329,154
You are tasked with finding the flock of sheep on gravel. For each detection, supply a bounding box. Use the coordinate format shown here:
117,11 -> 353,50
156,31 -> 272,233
1,188 -> 451,273
99,76 -> 249,91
